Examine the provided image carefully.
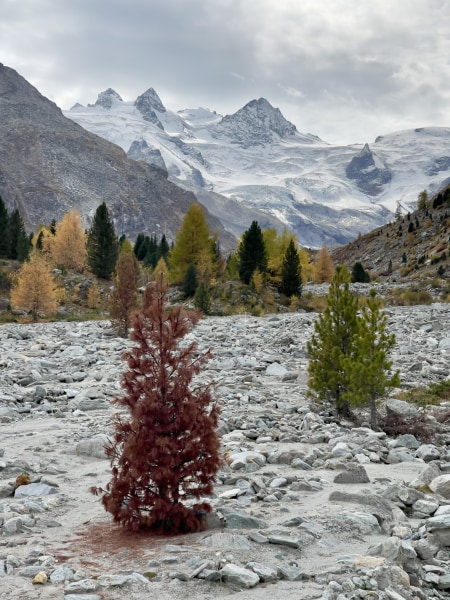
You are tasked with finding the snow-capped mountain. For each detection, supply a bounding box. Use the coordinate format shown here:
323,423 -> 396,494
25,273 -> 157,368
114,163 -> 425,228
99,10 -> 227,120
66,88 -> 450,247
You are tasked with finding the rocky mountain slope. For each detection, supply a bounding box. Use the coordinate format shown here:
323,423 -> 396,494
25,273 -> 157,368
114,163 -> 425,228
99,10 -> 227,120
0,64 -> 236,250
66,87 -> 450,247
332,185 -> 450,282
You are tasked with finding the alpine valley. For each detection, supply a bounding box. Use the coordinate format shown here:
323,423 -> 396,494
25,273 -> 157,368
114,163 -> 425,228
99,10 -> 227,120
1,61 -> 450,249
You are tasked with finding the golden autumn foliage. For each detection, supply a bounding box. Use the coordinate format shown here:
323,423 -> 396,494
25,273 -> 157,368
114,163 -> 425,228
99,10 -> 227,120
10,250 -> 58,320
263,228 -> 294,286
299,248 -> 314,283
152,257 -> 169,285
169,203 -> 214,284
109,251 -> 139,336
87,283 -> 102,310
313,246 -> 335,283
45,210 -> 87,272
120,237 -> 134,254
195,247 -> 217,285
262,228 -> 311,287
250,268 -> 264,293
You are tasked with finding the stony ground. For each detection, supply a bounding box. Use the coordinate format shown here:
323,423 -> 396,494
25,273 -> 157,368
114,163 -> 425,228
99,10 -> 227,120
0,302 -> 450,599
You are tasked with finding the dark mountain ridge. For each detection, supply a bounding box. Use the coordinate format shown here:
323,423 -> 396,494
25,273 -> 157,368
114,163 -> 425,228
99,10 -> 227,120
0,64 -> 235,248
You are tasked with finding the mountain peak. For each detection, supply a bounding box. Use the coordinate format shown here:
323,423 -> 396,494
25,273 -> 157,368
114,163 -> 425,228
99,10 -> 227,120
214,97 -> 297,147
94,88 -> 123,109
246,97 -> 275,110
135,88 -> 166,113
346,143 -> 392,196
134,88 -> 165,129
359,142 -> 372,157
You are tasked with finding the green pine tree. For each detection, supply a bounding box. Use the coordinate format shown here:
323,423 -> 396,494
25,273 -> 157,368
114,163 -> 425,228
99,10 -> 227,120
417,190 -> 428,211
183,263 -> 198,298
307,265 -> 359,418
144,235 -> 158,267
133,233 -> 146,261
36,230 -> 44,250
0,196 -> 10,258
210,238 -> 224,279
237,221 -> 267,285
342,290 -> 400,429
281,239 -> 302,297
8,209 -> 30,261
159,234 -> 169,259
194,282 -> 211,315
87,202 -> 119,279
351,262 -> 370,283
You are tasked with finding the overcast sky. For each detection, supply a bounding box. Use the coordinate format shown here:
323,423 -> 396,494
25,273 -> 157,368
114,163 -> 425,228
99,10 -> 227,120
2,0 -> 449,145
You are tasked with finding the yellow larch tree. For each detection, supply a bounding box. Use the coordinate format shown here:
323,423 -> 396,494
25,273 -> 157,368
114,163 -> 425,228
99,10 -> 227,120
10,250 -> 58,320
196,244 -> 220,286
263,228 -> 300,287
152,257 -> 169,285
250,268 -> 264,293
120,237 -> 134,254
32,225 -> 54,256
169,203 -> 214,284
299,248 -> 314,283
87,282 -> 102,310
45,210 -> 87,272
313,246 -> 335,283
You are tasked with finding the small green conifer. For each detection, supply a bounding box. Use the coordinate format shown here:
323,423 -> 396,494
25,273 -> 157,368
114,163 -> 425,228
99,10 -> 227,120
342,290 -> 400,429
307,265 -> 358,418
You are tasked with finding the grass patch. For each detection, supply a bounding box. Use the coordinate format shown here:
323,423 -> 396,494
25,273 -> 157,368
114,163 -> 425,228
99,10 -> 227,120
388,287 -> 433,306
52,310 -> 108,322
396,380 -> 450,407
0,312 -> 17,324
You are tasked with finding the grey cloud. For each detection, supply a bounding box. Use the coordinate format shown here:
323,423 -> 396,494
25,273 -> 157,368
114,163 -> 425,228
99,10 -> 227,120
1,0 -> 449,144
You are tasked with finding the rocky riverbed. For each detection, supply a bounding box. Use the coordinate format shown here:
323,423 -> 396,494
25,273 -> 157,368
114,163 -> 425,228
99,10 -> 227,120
0,303 -> 450,599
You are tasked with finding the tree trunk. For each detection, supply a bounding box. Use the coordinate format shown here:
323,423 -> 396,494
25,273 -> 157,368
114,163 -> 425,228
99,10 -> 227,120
336,387 -> 351,419
369,394 -> 378,430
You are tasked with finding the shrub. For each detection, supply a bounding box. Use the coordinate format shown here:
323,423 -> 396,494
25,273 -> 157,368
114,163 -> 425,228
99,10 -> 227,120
303,293 -> 327,312
378,413 -> 434,443
87,283 -> 102,309
0,270 -> 11,293
288,295 -> 301,312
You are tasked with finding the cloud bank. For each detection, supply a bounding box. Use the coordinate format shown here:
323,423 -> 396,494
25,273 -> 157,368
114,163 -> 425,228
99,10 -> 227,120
1,0 -> 449,144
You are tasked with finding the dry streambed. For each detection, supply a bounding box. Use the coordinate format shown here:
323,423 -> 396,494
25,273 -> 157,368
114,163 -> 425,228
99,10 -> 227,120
0,304 -> 450,599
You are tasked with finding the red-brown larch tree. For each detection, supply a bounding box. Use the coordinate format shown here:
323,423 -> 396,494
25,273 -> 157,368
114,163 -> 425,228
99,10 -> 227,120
109,250 -> 139,337
92,275 -> 221,533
